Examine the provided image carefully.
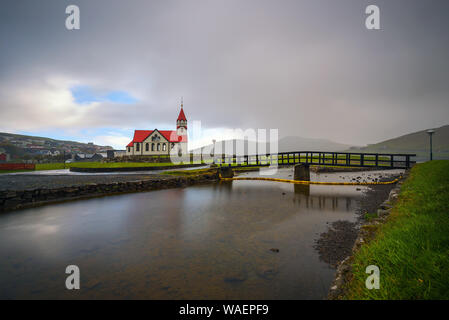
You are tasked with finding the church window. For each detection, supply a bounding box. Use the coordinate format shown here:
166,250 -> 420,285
145,143 -> 149,151
163,143 -> 166,151
136,143 -> 140,152
151,143 -> 155,151
157,143 -> 161,151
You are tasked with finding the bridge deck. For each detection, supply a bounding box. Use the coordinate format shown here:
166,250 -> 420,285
211,151 -> 416,169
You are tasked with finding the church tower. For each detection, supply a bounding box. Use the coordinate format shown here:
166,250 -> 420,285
176,98 -> 187,136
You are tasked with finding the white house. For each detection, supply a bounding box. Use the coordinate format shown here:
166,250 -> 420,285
126,103 -> 188,156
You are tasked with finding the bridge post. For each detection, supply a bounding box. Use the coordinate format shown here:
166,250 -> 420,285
219,166 -> 234,178
294,163 -> 310,181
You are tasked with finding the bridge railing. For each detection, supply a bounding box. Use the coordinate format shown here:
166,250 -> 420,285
212,151 -> 416,169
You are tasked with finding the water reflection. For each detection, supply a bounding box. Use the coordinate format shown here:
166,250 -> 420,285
0,168 -> 394,300
294,184 -> 310,196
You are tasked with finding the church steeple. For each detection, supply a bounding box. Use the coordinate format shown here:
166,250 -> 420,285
176,98 -> 187,134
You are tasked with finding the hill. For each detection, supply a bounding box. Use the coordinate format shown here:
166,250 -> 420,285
191,136 -> 353,155
278,136 -> 352,152
348,125 -> 449,162
0,132 -> 112,160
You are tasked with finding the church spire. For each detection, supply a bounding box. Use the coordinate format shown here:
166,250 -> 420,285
177,98 -> 187,130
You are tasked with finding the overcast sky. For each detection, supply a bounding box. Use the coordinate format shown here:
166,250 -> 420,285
0,0 -> 448,149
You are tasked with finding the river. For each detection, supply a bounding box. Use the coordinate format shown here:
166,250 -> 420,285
0,168 -> 399,299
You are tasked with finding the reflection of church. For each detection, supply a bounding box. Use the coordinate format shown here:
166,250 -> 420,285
126,102 -> 188,156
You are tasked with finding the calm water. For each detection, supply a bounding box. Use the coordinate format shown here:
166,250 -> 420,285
0,168 -> 396,299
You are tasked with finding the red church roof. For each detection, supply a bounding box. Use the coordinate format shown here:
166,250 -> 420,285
177,107 -> 187,121
126,130 -> 187,147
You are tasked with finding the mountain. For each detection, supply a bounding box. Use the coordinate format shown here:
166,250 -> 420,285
347,125 -> 449,162
191,136 -> 353,155
278,136 -> 353,152
0,132 -> 113,160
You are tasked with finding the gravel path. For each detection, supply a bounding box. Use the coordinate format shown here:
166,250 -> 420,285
0,174 -> 176,191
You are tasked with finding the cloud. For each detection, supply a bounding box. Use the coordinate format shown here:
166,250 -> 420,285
92,134 -> 131,150
0,0 -> 448,147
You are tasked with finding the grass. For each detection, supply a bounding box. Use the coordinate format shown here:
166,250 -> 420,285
342,160 -> 449,299
0,169 -> 35,174
0,161 -> 187,174
66,162 -> 176,168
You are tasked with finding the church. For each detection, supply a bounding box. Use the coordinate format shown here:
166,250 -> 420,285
126,102 -> 188,156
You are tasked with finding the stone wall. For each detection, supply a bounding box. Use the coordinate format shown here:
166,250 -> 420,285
0,171 -> 218,213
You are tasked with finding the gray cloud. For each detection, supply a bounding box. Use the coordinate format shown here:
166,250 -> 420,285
0,0 -> 448,146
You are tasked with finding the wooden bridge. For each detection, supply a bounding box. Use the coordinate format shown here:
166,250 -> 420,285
211,151 -> 416,169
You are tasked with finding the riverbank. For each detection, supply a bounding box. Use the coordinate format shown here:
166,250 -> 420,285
314,172 -> 401,269
330,160 -> 449,299
0,169 -> 219,213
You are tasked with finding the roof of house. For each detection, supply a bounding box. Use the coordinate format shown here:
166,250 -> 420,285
126,130 -> 187,147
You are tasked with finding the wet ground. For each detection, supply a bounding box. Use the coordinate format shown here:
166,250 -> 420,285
0,173 -> 173,191
0,166 -> 209,191
313,174 -> 400,268
0,167 -> 402,299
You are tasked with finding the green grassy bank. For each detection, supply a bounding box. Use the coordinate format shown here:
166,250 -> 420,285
0,162 -> 181,173
342,160 -> 449,299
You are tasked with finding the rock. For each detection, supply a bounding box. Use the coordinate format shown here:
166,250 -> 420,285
4,191 -> 17,199
377,209 -> 390,216
269,248 -> 280,253
379,202 -> 392,210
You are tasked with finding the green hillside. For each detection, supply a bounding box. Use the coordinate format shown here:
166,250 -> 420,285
0,132 -> 112,160
349,125 -> 449,162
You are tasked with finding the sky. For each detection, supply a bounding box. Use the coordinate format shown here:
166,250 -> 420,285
0,0 -> 448,150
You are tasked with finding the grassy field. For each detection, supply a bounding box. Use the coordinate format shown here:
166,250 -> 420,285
0,161 -> 184,173
342,160 -> 449,299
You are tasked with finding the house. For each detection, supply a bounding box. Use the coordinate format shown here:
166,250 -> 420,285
126,102 -> 188,156
74,153 -> 104,161
107,150 -> 126,158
